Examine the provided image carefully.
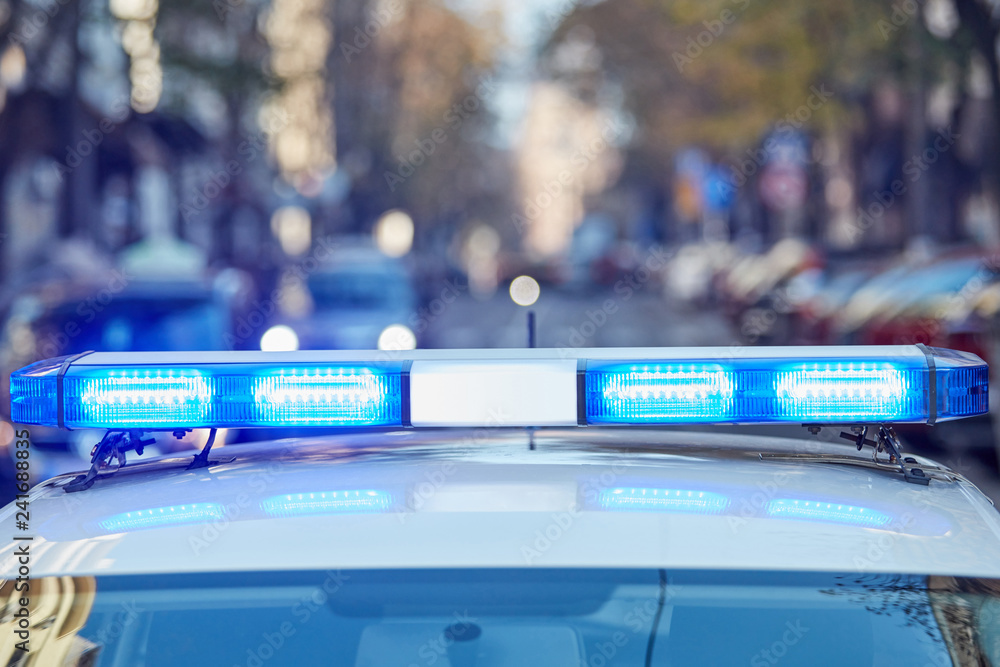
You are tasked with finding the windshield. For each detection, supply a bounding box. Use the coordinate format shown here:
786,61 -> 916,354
5,569 -> 998,666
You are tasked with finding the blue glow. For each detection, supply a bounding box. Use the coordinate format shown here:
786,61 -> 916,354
12,361 -> 404,429
584,355 -> 979,424
98,503 -> 225,532
8,347 -> 988,429
591,364 -> 734,422
77,372 -> 211,426
261,490 -> 394,517
598,487 -> 729,514
766,499 -> 892,528
772,363 -> 914,421
253,370 -> 398,425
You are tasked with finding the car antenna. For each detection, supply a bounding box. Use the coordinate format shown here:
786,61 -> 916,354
527,310 -> 537,450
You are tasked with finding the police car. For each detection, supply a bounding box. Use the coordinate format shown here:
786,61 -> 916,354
2,345 -> 999,666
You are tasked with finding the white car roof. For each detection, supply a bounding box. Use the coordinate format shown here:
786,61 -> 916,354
4,428 -> 1000,579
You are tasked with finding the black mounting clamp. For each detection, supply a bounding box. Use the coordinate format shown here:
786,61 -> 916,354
835,424 -> 930,486
64,429 -> 156,493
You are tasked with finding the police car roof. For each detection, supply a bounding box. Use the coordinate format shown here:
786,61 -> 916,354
3,428 -> 1000,579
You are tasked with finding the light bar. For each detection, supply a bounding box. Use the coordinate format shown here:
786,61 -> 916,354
585,347 -> 987,424
8,346 -> 988,429
11,356 -> 404,429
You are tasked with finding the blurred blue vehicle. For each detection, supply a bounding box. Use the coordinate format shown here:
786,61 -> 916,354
0,275 -> 242,485
262,243 -> 418,352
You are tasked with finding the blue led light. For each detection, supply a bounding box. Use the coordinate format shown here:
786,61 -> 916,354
772,363 -> 915,421
593,364 -> 734,422
598,487 -> 729,514
766,499 -> 892,528
8,347 -> 988,429
76,372 -> 211,426
10,358 -> 404,429
253,370 -> 398,425
98,503 -> 225,532
586,350 -> 988,424
260,490 -> 393,517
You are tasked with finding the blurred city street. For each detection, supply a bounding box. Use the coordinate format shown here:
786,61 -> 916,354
4,0 -> 1000,501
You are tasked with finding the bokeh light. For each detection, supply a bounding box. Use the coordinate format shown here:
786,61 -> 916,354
510,275 -> 541,307
374,210 -> 415,258
260,325 -> 300,352
270,206 -> 312,256
378,324 -> 417,351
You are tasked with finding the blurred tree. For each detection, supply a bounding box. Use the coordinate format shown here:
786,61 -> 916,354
329,0 -> 511,241
543,0 -> 986,246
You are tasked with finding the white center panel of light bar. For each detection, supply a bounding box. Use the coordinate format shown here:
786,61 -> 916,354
409,359 -> 578,427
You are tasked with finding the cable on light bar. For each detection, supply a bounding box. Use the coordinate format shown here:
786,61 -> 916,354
597,487 -> 729,514
260,490 -> 394,517
766,499 -> 892,528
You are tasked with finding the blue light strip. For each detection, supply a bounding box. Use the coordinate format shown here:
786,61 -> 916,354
586,351 -> 987,424
98,503 -> 225,532
10,359 -> 404,429
8,347 -> 988,429
598,487 -> 729,514
766,499 -> 892,528
260,490 -> 394,517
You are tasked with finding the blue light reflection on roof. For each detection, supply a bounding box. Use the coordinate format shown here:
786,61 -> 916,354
597,487 -> 729,514
98,503 -> 225,532
260,490 -> 394,518
766,499 -> 893,528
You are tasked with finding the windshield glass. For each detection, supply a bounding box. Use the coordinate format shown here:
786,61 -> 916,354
5,569 -> 998,666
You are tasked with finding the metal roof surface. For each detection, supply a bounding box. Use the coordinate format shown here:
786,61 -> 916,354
3,428 -> 1000,578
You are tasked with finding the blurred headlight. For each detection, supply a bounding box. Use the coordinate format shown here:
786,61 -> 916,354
260,325 -> 299,352
378,324 -> 416,351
